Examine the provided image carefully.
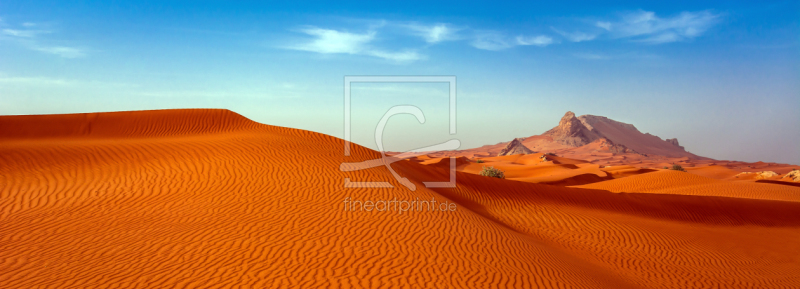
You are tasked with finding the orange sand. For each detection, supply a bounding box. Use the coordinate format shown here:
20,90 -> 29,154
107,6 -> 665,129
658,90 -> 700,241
2,109 -> 799,288
576,170 -> 800,202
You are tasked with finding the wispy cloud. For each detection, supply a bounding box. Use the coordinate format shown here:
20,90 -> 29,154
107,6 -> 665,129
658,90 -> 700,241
551,27 -> 597,42
405,23 -> 460,43
286,26 -> 421,62
515,35 -> 555,47
599,10 -> 722,44
30,46 -> 86,58
286,19 -> 558,58
284,10 -> 718,59
290,27 -> 375,54
365,50 -> 422,62
471,31 -> 514,50
473,31 -> 558,50
2,28 -> 44,38
0,22 -> 87,58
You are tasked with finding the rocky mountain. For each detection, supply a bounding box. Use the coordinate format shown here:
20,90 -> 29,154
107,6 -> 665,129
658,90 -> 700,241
432,111 -> 707,160
570,112 -> 698,158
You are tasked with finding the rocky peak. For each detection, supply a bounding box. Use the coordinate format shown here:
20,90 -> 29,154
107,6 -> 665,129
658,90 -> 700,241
543,111 -> 600,147
497,138 -> 535,156
556,112 -> 583,135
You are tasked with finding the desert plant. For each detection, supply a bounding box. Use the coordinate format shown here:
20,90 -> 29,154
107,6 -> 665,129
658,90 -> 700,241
545,152 -> 557,156
670,165 -> 686,172
663,166 -> 669,169
475,159 -> 485,163
479,166 -> 505,179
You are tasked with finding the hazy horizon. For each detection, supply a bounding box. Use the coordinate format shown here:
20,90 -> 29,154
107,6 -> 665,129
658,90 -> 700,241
1,1 -> 797,164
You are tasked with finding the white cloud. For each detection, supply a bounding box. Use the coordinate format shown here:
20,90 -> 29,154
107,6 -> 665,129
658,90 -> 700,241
2,28 -> 44,38
1,22 -> 86,58
515,35 -> 555,47
290,27 -> 375,54
284,12 -> 717,58
471,31 -> 513,51
551,27 -> 597,42
596,21 -> 612,31
604,10 -> 722,43
31,46 -> 86,58
365,50 -> 422,62
405,23 -> 459,43
287,26 -> 421,62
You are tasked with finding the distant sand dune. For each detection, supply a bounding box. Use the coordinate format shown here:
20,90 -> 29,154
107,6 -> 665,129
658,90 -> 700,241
576,170 -> 800,202
1,109 -> 799,288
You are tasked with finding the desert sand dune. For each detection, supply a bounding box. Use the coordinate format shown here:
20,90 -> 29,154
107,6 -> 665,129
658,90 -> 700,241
445,153 -> 609,185
757,180 -> 800,188
576,170 -> 800,202
685,165 -> 742,180
416,153 -> 641,186
2,109 -> 799,288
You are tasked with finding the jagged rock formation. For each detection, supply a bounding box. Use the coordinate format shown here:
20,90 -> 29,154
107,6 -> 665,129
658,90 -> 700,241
594,138 -> 638,154
543,112 -> 600,147
497,138 -> 535,156
542,111 -> 702,159
665,138 -> 685,150
451,111 -> 707,160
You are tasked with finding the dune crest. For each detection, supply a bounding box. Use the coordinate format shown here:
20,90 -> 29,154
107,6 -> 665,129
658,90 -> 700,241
0,109 -> 259,139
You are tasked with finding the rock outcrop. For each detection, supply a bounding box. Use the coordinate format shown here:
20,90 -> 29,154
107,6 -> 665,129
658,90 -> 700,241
497,138 -> 535,156
567,112 -> 701,159
665,138 -> 685,150
782,170 -> 800,182
735,171 -> 780,180
543,112 -> 600,147
594,138 -> 638,154
486,111 -> 706,160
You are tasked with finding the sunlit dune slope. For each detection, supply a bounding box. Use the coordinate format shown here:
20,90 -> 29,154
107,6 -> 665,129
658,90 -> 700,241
0,109 -> 258,139
576,170 -> 800,202
685,165 -> 742,180
426,153 -> 641,186
2,109 -> 799,288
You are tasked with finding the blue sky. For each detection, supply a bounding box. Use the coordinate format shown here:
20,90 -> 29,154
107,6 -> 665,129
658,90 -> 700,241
1,1 -> 798,164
